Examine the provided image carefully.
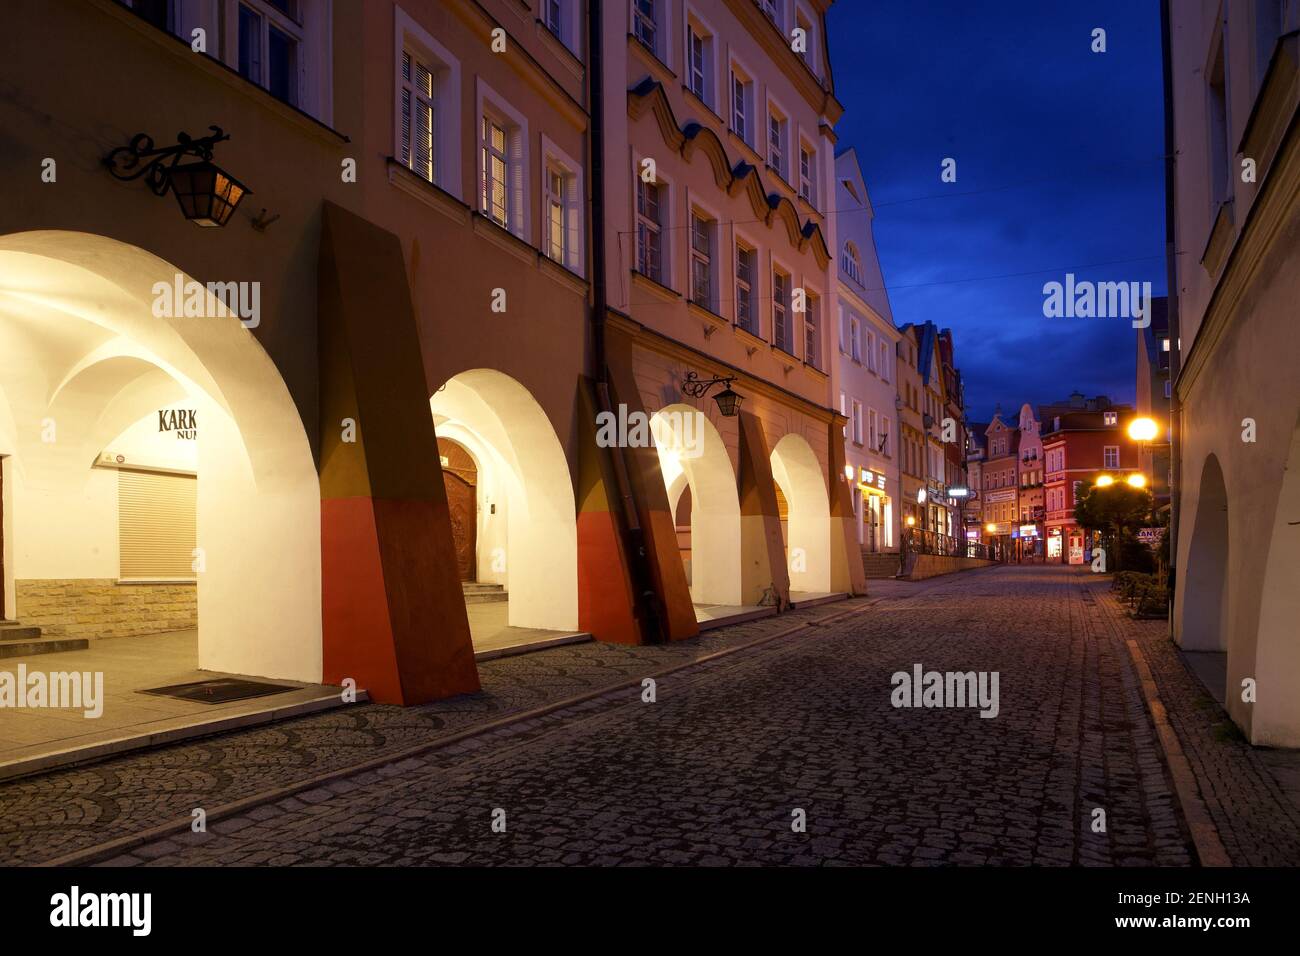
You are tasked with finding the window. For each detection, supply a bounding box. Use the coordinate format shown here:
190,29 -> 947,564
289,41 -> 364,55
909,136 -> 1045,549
803,292 -> 819,367
851,400 -> 863,445
880,342 -> 890,382
119,469 -> 197,581
868,408 -> 878,452
866,329 -> 877,373
880,417 -> 892,456
799,143 -> 816,204
545,0 -> 563,36
690,212 -> 715,309
768,106 -> 788,179
633,0 -> 659,55
840,391 -> 848,438
849,316 -> 861,362
736,242 -> 757,332
237,1 -> 302,106
841,242 -> 864,284
1162,337 -> 1170,352
636,177 -> 664,282
542,154 -> 582,273
1103,411 -> 1118,426
481,116 -> 511,227
758,0 -> 781,29
731,64 -> 755,146
1164,380 -> 1172,399
773,269 -> 792,351
686,21 -> 714,106
400,50 -> 437,183
1207,36 -> 1230,207
1104,446 -> 1120,469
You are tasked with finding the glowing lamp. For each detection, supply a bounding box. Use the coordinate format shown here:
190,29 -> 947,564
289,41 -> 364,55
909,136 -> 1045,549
1127,417 -> 1159,442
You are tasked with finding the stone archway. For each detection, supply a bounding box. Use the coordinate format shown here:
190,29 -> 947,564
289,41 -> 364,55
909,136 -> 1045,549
1180,454 -> 1229,654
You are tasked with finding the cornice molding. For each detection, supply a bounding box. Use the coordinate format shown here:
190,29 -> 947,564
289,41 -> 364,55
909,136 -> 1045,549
630,80 -> 831,269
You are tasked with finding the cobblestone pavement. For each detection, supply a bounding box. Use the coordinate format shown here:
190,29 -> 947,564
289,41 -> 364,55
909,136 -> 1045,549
0,600 -> 866,866
91,565 -> 1196,866
1095,582 -> 1300,866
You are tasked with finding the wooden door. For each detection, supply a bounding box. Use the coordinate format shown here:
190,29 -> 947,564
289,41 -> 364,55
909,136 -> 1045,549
438,439 -> 477,582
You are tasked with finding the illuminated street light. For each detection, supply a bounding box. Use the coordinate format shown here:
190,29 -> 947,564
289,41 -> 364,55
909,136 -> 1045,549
905,516 -> 916,527
1126,473 -> 1147,488
1095,474 -> 1115,487
1127,417 -> 1159,442
844,464 -> 855,480
985,522 -> 996,533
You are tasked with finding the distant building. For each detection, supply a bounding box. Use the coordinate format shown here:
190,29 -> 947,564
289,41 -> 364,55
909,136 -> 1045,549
1039,394 -> 1139,563
835,148 -> 900,554
1015,404 -> 1045,559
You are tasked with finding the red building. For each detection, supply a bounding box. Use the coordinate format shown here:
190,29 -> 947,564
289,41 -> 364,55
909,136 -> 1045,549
1039,394 -> 1140,564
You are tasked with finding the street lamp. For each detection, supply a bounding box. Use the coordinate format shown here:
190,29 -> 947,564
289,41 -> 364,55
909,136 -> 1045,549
1126,473 -> 1147,488
1095,474 -> 1115,487
104,126 -> 251,227
1128,417 -> 1159,442
681,372 -> 743,417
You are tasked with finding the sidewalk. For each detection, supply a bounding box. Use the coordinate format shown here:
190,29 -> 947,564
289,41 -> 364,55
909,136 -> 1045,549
1091,577 -> 1300,865
0,631 -> 355,783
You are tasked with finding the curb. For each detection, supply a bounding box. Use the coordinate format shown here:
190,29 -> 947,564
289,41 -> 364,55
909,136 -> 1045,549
40,597 -> 878,867
0,690 -> 368,785
1123,635 -> 1233,867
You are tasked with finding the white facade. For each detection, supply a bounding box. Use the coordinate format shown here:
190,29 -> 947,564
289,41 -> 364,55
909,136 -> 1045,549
834,149 -> 900,552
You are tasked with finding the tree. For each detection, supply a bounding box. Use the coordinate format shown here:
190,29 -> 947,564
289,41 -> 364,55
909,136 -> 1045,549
1073,481 -> 1154,573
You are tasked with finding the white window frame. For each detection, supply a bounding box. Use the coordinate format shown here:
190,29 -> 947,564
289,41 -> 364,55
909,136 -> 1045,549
798,136 -> 816,206
394,9 -> 461,197
632,0 -> 665,62
802,287 -> 821,368
1103,445 -> 1120,469
767,98 -> 789,180
880,341 -> 891,382
730,57 -> 756,147
734,229 -> 759,333
850,315 -> 861,362
684,9 -> 717,109
635,157 -> 672,286
851,399 -> 864,445
1103,411 -> 1118,425
543,0 -> 581,54
771,257 -> 794,353
842,242 -> 864,284
541,135 -> 585,275
219,0 -> 333,123
476,79 -> 530,240
688,202 -> 720,311
866,328 -> 877,373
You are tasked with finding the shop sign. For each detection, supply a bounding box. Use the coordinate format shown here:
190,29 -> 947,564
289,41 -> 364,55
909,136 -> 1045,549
158,409 -> 197,440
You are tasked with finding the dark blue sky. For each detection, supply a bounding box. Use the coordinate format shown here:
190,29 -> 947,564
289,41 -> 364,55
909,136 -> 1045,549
826,0 -> 1167,422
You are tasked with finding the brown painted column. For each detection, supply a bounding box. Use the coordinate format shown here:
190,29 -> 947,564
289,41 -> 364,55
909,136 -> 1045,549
828,418 -> 869,596
576,377 -> 643,644
736,410 -> 790,607
604,330 -> 698,642
318,202 -> 479,704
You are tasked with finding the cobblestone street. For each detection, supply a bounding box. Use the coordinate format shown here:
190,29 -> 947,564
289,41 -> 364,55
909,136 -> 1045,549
77,565 -> 1215,867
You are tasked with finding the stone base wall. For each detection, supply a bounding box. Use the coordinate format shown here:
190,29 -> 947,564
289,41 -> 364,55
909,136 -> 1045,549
902,555 -> 998,581
15,579 -> 197,639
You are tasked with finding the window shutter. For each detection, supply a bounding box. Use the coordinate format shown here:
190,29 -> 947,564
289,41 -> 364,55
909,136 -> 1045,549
118,470 -> 197,580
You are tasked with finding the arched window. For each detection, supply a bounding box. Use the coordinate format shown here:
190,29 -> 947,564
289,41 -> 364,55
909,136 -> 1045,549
841,241 -> 864,284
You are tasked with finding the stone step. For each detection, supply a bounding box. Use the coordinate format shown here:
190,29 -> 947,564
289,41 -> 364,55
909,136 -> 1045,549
461,583 -> 507,604
0,621 -> 42,641
0,637 -> 89,659
861,552 -> 902,579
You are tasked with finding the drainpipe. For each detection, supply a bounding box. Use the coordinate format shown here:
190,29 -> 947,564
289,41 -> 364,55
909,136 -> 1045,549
1161,0 -> 1182,637
587,0 -> 666,642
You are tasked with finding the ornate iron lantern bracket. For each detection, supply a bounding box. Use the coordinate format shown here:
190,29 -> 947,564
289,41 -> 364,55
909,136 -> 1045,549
104,126 -> 230,196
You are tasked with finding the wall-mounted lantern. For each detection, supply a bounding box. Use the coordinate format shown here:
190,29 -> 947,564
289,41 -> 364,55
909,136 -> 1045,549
682,371 -> 743,417
104,126 -> 251,227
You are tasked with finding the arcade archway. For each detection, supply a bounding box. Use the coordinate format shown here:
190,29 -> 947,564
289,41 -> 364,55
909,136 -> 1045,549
430,369 -> 579,644
0,231 -> 321,682
770,433 -> 832,595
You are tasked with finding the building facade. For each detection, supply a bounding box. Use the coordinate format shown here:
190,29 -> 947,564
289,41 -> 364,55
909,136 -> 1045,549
981,411 -> 1019,552
1039,394 -> 1138,565
1015,403 -> 1044,558
1165,0 -> 1300,745
0,0 -> 869,714
1134,295 -> 1172,509
834,148 -> 899,554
